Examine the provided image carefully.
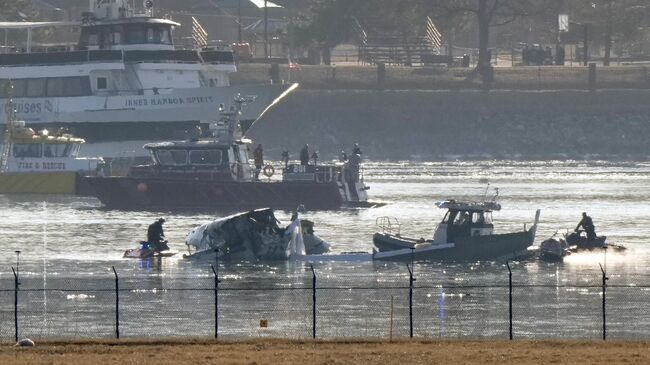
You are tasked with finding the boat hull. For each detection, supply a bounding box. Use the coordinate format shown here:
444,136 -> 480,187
373,229 -> 536,262
85,176 -> 346,210
0,171 -> 77,194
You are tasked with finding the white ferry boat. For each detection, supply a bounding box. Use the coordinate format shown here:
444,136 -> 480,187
0,0 -> 295,150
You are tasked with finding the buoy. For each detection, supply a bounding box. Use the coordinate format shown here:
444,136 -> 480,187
15,338 -> 35,347
262,164 -> 275,178
137,182 -> 148,193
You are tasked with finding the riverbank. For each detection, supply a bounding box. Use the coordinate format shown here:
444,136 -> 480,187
233,63 -> 650,90
3,339 -> 649,364
248,89 -> 650,161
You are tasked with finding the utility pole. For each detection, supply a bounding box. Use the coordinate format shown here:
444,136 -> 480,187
583,23 -> 589,66
237,0 -> 242,44
264,0 -> 269,59
288,0 -> 294,61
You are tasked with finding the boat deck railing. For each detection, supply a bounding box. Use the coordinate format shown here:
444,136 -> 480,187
376,216 -> 401,235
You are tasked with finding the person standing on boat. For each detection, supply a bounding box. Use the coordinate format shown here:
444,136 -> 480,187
300,144 -> 310,166
339,150 -> 348,162
575,212 -> 597,241
253,144 -> 264,181
352,143 -> 362,156
147,218 -> 169,252
281,150 -> 290,168
311,150 -> 319,165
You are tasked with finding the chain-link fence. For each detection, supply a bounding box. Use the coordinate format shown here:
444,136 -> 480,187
2,263 -> 649,342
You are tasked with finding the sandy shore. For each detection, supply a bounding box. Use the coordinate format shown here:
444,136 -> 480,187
2,339 -> 650,364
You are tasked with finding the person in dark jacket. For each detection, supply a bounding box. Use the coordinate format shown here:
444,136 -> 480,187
300,144 -> 310,165
147,218 -> 169,252
575,212 -> 597,241
352,143 -> 362,155
281,150 -> 290,168
253,144 -> 263,180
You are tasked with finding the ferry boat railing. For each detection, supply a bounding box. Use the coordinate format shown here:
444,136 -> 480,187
0,49 -> 234,67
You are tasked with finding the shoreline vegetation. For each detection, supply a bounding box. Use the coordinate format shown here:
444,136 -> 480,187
3,339 -> 650,364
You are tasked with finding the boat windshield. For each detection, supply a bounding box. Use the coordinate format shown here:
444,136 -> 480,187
44,144 -> 73,158
472,211 -> 493,224
189,150 -> 223,166
13,143 -> 42,158
155,149 -> 187,166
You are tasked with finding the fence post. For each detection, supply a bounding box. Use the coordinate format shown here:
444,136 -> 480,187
12,266 -> 18,342
599,263 -> 608,340
310,265 -> 316,339
211,255 -> 220,339
407,263 -> 415,338
112,266 -> 119,339
506,261 -> 513,340
588,63 -> 597,90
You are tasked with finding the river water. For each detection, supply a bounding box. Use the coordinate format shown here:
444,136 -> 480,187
1,160 -> 649,340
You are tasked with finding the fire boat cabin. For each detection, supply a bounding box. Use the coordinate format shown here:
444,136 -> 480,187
128,139 -> 254,181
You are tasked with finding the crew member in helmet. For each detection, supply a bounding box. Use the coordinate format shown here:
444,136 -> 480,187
148,218 -> 169,252
575,212 -> 597,241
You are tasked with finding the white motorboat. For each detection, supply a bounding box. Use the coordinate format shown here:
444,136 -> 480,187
373,192 -> 541,261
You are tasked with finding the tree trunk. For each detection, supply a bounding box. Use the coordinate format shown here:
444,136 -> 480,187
603,5 -> 613,66
477,0 -> 492,80
321,45 -> 331,65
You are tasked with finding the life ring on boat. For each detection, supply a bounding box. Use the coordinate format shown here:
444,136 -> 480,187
263,164 -> 275,178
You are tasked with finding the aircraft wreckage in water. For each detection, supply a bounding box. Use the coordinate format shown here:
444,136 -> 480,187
184,208 -> 331,261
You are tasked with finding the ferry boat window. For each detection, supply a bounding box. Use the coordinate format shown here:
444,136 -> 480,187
147,28 -> 155,43
13,143 -> 42,158
111,26 -> 123,45
158,27 -> 171,44
189,150 -> 222,165
44,144 -> 72,158
46,78 -> 64,96
155,149 -> 187,165
63,77 -> 92,97
97,77 -> 108,90
126,25 -> 146,44
26,78 -> 46,97
12,79 -> 27,98
87,33 -> 99,47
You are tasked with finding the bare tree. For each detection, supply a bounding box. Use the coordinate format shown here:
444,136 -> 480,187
569,0 -> 648,66
429,0 -> 544,80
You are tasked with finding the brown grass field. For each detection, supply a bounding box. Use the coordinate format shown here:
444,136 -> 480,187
2,339 -> 650,364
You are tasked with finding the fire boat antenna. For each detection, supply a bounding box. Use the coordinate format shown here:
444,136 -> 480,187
482,182 -> 490,201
